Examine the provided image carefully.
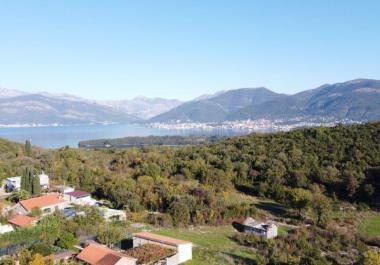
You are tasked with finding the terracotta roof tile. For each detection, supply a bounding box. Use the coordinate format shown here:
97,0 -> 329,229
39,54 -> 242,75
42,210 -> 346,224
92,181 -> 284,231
97,253 -> 123,265
134,232 -> 191,246
20,194 -> 64,211
8,215 -> 36,228
77,243 -> 136,265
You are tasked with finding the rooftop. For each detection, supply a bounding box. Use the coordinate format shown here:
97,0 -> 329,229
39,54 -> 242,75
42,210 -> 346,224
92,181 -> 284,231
124,244 -> 176,264
134,232 -> 191,246
8,215 -> 36,228
19,194 -> 64,211
243,217 -> 277,231
77,243 -> 136,265
66,190 -> 90,198
6,176 -> 21,181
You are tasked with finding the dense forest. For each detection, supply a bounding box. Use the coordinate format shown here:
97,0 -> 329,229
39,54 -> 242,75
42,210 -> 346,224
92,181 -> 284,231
0,122 -> 379,227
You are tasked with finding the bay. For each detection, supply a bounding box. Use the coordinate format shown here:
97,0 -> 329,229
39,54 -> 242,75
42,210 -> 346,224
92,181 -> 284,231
0,123 -> 249,149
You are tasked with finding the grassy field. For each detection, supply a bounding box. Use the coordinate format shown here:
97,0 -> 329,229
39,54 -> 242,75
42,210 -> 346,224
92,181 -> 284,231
154,226 -> 257,265
358,214 -> 380,236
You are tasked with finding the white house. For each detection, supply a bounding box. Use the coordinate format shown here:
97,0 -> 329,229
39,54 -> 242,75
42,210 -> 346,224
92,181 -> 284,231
6,172 -> 49,192
243,217 -> 278,239
5,176 -> 21,191
55,185 -> 75,194
133,232 -> 192,264
38,172 -> 49,189
99,207 -> 126,222
64,190 -> 95,205
13,193 -> 66,215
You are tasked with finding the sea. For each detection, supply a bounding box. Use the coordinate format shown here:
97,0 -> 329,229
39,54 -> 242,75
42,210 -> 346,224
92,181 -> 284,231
0,123 -> 250,149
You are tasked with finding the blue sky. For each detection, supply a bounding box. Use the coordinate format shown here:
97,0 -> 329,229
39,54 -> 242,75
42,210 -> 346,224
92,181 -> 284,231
0,1 -> 379,100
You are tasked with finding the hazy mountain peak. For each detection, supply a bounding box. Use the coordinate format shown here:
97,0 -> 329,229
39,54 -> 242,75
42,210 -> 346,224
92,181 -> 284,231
0,87 -> 28,98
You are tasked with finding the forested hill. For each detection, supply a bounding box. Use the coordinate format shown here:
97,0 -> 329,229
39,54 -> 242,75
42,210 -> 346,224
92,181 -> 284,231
0,122 -> 379,225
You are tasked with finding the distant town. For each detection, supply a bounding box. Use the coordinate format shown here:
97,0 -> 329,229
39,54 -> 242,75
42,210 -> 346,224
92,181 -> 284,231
148,117 -> 362,132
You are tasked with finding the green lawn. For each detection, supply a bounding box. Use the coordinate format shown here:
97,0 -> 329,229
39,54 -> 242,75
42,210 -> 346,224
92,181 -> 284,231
358,214 -> 380,236
154,226 -> 257,265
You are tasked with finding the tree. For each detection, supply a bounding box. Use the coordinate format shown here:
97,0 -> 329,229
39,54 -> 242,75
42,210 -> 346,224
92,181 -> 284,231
32,176 -> 41,195
362,249 -> 380,265
168,201 -> 190,227
28,254 -> 44,265
21,167 -> 34,193
97,225 -> 124,246
9,189 -> 31,203
311,194 -> 331,227
56,231 -> 78,249
287,188 -> 313,218
24,140 -> 32,157
30,207 -> 42,217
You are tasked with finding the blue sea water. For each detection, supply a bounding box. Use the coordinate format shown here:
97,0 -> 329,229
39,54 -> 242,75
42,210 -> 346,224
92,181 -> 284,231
0,123 -> 248,148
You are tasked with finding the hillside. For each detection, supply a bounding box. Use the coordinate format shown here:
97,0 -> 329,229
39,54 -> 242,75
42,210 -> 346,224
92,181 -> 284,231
150,79 -> 380,123
150,87 -> 284,122
0,93 -> 138,125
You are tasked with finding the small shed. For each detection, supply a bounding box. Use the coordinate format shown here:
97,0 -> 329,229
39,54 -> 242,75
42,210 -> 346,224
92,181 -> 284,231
243,217 -> 278,239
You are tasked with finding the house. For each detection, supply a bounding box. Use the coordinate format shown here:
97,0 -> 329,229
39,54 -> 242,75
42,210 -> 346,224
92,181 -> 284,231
8,215 -> 37,228
13,194 -> 66,215
38,172 -> 50,189
64,190 -> 95,205
0,224 -> 14,234
55,185 -> 75,194
99,207 -> 126,222
133,232 -> 192,264
242,217 -> 278,239
77,242 -> 137,265
5,176 -> 21,191
6,173 -> 50,192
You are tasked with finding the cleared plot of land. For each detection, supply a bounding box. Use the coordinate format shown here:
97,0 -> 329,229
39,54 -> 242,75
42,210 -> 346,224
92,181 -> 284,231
358,214 -> 380,236
154,226 -> 257,265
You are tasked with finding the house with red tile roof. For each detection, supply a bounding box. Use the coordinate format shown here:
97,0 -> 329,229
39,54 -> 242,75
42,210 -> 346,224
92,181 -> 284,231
13,193 -> 66,215
8,215 -> 37,228
133,232 -> 192,264
77,243 -> 137,265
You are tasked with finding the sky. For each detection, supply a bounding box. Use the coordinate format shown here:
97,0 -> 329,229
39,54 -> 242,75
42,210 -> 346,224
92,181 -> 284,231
0,1 -> 379,101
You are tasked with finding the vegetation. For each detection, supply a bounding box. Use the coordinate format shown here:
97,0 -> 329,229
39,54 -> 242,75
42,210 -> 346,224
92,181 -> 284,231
358,214 -> 380,236
79,135 -> 221,148
0,122 -> 379,264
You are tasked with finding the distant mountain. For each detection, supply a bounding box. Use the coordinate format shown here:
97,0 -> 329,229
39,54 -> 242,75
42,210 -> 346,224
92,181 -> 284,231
98,97 -> 182,119
0,87 -> 28,98
149,79 -> 380,123
230,79 -> 380,121
0,88 -> 183,125
0,93 -> 138,125
150,88 -> 284,122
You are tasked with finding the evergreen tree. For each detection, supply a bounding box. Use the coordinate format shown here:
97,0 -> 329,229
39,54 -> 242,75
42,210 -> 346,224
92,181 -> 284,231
21,168 -> 27,191
32,175 -> 41,195
24,140 -> 32,157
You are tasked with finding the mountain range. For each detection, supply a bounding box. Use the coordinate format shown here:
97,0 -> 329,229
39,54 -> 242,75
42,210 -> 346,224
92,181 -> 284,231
150,79 -> 380,123
0,78 -> 379,126
0,88 -> 181,125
